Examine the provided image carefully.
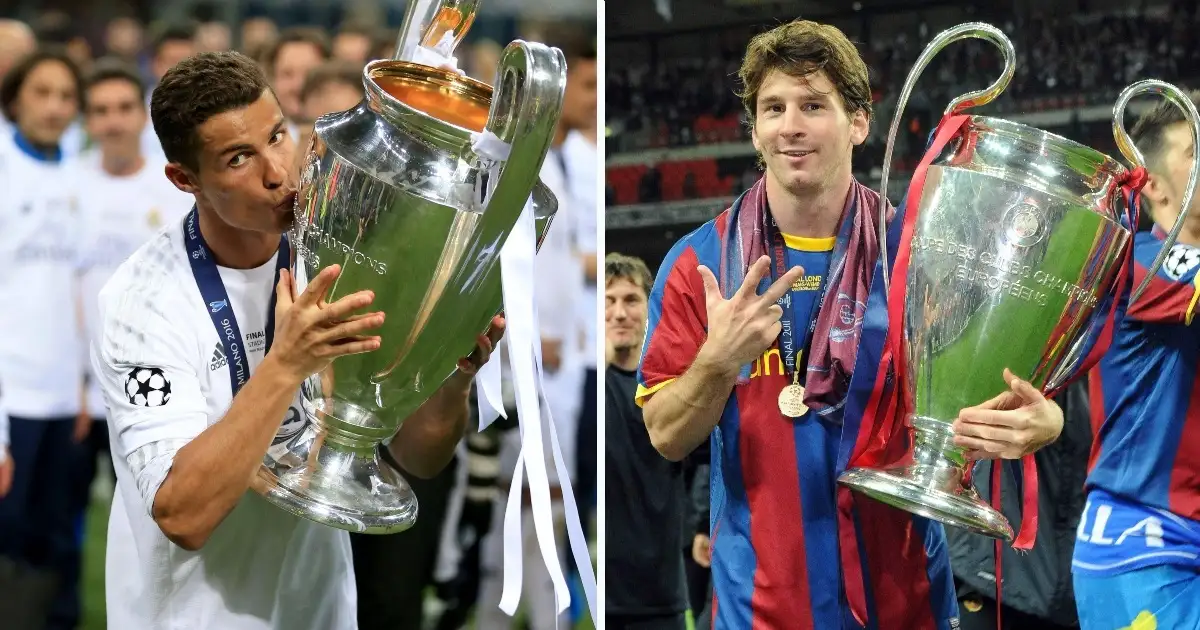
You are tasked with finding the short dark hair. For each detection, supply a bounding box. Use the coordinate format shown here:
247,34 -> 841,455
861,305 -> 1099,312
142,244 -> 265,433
264,27 -> 331,75
300,60 -> 363,105
85,58 -> 147,106
151,51 -> 272,171
1130,90 -> 1200,170
151,22 -> 198,59
0,47 -> 83,123
605,253 -> 653,297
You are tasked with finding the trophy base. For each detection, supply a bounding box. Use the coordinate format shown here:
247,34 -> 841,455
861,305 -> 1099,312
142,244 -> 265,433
837,416 -> 1013,541
838,467 -> 1013,540
253,402 -> 418,535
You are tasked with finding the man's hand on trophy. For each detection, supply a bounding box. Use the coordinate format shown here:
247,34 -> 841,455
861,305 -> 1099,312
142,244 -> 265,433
456,315 -> 506,377
695,256 -> 806,372
952,368 -> 1064,460
269,265 -> 386,383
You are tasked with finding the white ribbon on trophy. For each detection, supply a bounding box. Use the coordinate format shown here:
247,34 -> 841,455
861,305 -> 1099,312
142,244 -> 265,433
469,130 -> 597,622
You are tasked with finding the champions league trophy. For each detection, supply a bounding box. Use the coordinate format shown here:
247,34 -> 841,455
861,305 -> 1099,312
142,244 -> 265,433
252,0 -> 566,534
837,23 -> 1200,540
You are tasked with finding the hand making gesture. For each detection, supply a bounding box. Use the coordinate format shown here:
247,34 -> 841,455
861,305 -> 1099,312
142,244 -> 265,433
694,255 -> 806,372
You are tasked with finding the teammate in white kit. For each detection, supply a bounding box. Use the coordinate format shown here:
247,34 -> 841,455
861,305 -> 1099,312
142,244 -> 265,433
0,47 -> 87,630
92,51 -> 502,630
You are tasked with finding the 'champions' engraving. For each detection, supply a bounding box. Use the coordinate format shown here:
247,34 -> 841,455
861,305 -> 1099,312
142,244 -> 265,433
302,225 -> 388,275
911,236 -> 1099,307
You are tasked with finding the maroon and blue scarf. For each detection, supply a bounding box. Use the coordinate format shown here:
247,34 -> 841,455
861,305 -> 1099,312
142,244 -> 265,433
717,175 -> 887,412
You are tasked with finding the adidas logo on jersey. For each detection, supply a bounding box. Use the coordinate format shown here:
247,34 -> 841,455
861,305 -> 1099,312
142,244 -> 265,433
210,343 -> 227,371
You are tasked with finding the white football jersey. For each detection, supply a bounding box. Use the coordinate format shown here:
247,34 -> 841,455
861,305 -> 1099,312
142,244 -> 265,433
77,159 -> 192,418
0,131 -> 85,418
92,215 -> 356,630
563,130 -> 598,369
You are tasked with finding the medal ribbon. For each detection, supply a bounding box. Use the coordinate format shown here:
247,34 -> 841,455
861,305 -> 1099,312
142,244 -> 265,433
765,212 -> 828,388
183,207 -> 290,396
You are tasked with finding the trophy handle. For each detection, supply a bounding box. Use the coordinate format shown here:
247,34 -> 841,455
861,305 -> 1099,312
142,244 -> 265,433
1112,80 -> 1200,302
392,0 -> 480,63
477,40 -> 567,219
877,22 -> 1016,294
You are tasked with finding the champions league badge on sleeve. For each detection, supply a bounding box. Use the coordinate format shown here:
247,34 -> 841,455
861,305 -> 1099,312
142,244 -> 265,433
126,367 -> 172,407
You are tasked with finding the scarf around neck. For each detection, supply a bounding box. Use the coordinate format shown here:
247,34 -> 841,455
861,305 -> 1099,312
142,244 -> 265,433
717,175 -> 892,414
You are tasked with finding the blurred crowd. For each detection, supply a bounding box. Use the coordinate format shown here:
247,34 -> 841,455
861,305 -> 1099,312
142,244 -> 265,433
0,4 -> 597,630
606,2 -> 1200,206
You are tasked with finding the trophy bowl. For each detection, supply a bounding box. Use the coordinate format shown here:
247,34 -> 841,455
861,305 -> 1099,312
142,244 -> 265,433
837,22 -> 1200,540
253,38 -> 566,534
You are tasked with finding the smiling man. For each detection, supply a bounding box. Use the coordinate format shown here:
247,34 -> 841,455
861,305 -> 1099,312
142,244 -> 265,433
605,252 -> 690,630
636,20 -> 1066,629
92,51 -> 501,630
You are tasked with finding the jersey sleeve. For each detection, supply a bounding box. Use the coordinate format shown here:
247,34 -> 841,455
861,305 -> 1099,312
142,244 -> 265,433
92,275 -> 210,514
1127,237 -> 1200,324
635,240 -> 709,407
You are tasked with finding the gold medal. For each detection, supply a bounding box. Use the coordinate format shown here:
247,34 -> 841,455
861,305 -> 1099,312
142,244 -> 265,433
778,372 -> 808,418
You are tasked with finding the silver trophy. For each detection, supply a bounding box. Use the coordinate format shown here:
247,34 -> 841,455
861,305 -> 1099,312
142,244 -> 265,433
837,23 -> 1200,540
252,0 -> 566,534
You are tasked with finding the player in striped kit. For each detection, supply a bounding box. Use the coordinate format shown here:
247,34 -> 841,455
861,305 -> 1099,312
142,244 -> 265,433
1074,94 -> 1200,630
637,20 -> 1066,630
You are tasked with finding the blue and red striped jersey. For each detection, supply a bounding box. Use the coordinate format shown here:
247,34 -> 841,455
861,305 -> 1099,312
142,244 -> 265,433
1087,228 -> 1200,521
637,209 -> 958,629
1078,228 -> 1200,575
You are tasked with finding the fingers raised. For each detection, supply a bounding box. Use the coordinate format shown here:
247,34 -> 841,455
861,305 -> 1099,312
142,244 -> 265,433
319,290 -> 377,322
325,335 -> 382,357
275,269 -> 295,312
1003,368 -> 1046,405
487,316 -> 506,344
697,265 -> 721,306
317,312 -> 385,343
297,264 -> 342,307
760,265 -> 806,305
734,256 -> 771,302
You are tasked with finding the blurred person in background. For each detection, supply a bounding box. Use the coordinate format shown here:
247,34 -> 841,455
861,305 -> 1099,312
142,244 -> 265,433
0,19 -> 36,137
73,55 -> 193,603
294,60 -> 364,158
264,27 -> 332,141
32,12 -> 92,75
142,23 -> 197,160
463,38 -> 502,83
103,16 -> 145,64
192,2 -> 233,54
555,33 -> 599,542
332,23 -> 375,66
240,16 -> 279,59
0,48 -> 87,630
604,252 -> 689,630
0,20 -> 35,80
149,23 -> 197,89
